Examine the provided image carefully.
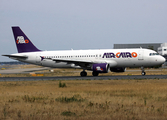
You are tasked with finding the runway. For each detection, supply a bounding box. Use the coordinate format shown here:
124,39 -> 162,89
0,75 -> 166,81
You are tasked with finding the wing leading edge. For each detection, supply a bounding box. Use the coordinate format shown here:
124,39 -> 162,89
44,57 -> 117,68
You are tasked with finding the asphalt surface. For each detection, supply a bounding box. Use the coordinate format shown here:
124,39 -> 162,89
0,75 -> 167,81
0,67 -> 50,74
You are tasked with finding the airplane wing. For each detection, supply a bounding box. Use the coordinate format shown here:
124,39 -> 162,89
45,57 -> 117,68
52,58 -> 93,64
2,55 -> 28,59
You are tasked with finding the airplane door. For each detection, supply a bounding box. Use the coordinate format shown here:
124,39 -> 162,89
95,54 -> 98,59
138,50 -> 144,60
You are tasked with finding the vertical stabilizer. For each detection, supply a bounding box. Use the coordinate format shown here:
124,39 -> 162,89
12,26 -> 41,53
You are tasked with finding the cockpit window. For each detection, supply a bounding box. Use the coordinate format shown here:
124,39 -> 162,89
149,53 -> 159,56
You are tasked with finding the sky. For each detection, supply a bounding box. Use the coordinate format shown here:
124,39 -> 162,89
0,0 -> 167,61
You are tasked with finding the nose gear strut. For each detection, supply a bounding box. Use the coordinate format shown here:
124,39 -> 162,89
141,66 -> 146,76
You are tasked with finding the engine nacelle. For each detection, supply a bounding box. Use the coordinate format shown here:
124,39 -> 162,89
110,67 -> 126,72
92,63 -> 109,73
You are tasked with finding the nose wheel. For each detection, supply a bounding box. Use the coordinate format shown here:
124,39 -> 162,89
141,71 -> 146,76
141,66 -> 146,76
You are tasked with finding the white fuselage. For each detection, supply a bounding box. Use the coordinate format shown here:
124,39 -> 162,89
10,48 -> 165,69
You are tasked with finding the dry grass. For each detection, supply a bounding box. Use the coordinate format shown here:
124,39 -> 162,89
0,79 -> 167,119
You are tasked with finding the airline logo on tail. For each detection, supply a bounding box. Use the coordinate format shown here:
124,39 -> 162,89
16,36 -> 29,44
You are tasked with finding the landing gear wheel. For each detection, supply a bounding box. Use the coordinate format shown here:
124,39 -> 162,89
141,72 -> 146,76
80,71 -> 87,77
92,71 -> 99,76
141,66 -> 146,76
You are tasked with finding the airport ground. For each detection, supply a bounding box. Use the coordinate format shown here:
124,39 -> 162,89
0,64 -> 167,77
0,65 -> 167,119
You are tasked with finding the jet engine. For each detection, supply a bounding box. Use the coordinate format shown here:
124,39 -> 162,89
110,67 -> 126,72
92,63 -> 109,73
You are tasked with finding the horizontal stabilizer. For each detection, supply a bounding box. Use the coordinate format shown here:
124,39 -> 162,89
2,54 -> 28,59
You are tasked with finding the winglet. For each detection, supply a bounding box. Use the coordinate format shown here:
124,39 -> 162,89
12,26 -> 41,53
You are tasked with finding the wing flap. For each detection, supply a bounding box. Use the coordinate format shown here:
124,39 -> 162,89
47,58 -> 117,67
51,58 -> 93,64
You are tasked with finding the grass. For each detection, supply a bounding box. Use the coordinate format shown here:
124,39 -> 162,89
55,94 -> 85,103
0,79 -> 167,119
59,81 -> 66,88
0,65 -> 167,119
61,111 -> 76,116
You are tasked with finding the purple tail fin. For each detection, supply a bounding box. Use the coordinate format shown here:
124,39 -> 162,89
12,26 -> 41,53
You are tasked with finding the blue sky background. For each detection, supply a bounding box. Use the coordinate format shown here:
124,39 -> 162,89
0,0 -> 167,61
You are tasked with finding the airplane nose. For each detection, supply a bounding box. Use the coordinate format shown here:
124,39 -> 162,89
160,56 -> 166,64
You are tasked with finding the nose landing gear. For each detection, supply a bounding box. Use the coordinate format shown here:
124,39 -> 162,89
141,66 -> 146,76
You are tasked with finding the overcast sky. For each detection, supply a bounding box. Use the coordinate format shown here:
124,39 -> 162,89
0,0 -> 167,61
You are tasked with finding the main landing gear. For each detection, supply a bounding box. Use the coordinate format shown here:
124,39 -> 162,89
80,71 -> 87,77
80,71 -> 99,77
141,66 -> 146,76
92,71 -> 99,76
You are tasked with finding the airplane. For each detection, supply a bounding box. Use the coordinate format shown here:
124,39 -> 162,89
2,26 -> 166,76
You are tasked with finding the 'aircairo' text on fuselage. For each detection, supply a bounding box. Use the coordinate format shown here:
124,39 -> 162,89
102,52 -> 137,58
